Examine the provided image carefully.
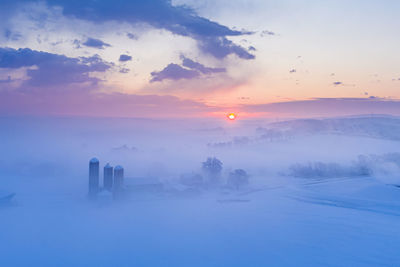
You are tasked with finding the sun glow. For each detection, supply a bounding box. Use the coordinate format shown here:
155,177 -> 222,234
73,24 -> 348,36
227,113 -> 236,120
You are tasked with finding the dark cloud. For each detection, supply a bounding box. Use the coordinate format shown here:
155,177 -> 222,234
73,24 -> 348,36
39,0 -> 254,59
119,54 -> 132,62
82,38 -> 111,49
199,36 -> 255,59
181,56 -> 225,74
332,81 -> 356,87
0,47 -> 112,87
151,56 -> 226,82
248,46 -> 256,51
289,69 -> 296,73
150,63 -> 199,82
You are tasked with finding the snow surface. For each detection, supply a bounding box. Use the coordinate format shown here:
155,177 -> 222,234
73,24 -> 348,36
1,116 -> 400,266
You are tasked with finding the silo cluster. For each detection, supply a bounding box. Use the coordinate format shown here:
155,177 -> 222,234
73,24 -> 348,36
88,158 -> 124,199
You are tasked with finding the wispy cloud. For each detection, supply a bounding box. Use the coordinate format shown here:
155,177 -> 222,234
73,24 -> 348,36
243,98 -> 400,118
260,30 -> 276,37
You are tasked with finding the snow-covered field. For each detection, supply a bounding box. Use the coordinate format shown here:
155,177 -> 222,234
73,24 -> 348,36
1,116 -> 400,266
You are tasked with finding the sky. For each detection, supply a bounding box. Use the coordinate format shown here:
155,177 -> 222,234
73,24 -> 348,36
0,0 -> 400,118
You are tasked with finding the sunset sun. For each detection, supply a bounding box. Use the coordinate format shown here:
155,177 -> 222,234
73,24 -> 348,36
227,113 -> 236,120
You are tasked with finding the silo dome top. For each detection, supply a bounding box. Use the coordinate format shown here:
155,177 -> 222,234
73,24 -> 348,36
114,165 -> 124,170
90,157 -> 99,163
104,163 -> 112,168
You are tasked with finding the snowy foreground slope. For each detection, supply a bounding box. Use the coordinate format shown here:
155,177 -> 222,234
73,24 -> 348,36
1,116 -> 400,266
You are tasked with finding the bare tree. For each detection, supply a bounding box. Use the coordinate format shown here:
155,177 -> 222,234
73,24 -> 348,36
228,169 -> 249,190
202,157 -> 223,186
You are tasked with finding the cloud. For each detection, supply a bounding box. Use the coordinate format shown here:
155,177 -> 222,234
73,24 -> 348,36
243,98 -> 400,118
199,36 -> 255,59
0,47 -> 112,88
72,39 -> 81,48
181,56 -> 225,74
119,68 -> 130,74
289,69 -> 296,73
4,29 -> 22,41
260,30 -> 276,37
150,63 -> 199,82
82,38 -> 111,49
332,81 -> 356,87
72,38 -> 111,50
151,56 -> 226,82
126,33 -> 137,40
38,0 -> 254,59
119,54 -> 132,62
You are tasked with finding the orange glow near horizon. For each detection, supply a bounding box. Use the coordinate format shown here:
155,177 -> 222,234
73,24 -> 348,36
227,113 -> 236,120
207,111 -> 269,119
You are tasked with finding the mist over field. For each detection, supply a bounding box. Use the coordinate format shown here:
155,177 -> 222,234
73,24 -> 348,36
2,0 -> 400,266
1,115 -> 400,266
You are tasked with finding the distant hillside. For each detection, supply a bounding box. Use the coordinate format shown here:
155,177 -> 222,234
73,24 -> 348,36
259,116 -> 400,141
